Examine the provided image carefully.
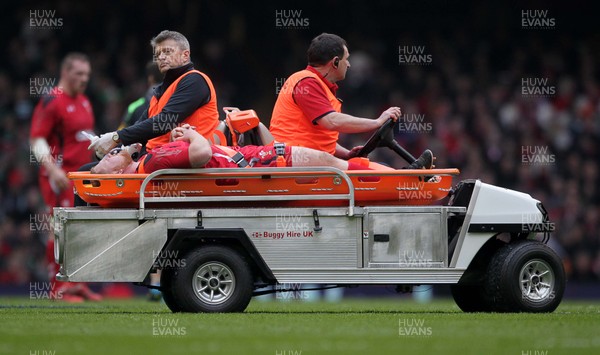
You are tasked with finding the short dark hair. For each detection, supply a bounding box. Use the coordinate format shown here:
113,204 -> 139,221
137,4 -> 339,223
307,33 -> 347,66
145,61 -> 162,84
61,52 -> 90,71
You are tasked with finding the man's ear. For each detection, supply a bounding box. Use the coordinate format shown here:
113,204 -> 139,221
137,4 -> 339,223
182,49 -> 191,62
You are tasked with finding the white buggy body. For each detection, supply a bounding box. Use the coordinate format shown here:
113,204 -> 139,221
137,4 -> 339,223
53,169 -> 564,313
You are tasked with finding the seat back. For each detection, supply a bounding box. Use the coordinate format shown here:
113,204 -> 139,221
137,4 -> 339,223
212,120 -> 228,145
219,107 -> 274,146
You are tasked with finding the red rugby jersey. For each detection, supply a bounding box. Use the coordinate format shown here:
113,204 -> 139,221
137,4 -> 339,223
30,87 -> 95,173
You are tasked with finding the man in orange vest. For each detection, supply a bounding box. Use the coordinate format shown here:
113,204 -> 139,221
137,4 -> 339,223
270,33 -> 433,169
89,30 -> 219,157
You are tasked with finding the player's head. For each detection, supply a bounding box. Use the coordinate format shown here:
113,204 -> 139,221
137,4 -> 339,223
90,144 -> 141,174
60,52 -> 91,95
151,30 -> 191,73
307,33 -> 350,82
145,61 -> 162,86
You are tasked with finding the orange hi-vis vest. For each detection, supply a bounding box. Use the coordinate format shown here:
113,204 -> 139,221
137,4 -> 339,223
146,70 -> 219,151
270,70 -> 342,155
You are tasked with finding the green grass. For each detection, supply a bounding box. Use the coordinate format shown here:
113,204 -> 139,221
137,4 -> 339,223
1,297 -> 599,355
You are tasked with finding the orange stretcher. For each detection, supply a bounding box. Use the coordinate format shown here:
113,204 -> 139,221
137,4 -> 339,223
69,167 -> 460,209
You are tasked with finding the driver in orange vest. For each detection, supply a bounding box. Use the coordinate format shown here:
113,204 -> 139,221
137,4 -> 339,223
270,33 -> 432,169
89,30 -> 219,157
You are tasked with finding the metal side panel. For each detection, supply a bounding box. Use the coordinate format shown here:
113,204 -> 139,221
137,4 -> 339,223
59,218 -> 167,282
272,269 -> 465,284
248,215 -> 361,269
363,206 -> 450,269
144,207 -> 362,269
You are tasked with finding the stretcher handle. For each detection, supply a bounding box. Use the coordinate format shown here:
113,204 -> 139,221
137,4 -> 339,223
137,167 -> 357,220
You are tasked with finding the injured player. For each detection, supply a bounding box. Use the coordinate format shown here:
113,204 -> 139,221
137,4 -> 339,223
91,124 -> 435,174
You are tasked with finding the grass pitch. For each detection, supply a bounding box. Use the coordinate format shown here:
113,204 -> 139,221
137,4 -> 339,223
1,297 -> 599,355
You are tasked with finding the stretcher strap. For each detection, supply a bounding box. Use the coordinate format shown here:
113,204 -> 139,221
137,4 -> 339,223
212,152 -> 249,168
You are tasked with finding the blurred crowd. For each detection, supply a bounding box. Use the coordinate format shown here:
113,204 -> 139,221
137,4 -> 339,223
0,1 -> 598,285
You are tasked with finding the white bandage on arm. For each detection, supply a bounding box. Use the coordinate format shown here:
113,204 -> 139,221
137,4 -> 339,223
31,138 -> 54,166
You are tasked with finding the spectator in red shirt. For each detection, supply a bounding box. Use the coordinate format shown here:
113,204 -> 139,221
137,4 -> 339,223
29,52 -> 102,302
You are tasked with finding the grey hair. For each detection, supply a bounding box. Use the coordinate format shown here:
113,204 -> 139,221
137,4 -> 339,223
150,30 -> 190,50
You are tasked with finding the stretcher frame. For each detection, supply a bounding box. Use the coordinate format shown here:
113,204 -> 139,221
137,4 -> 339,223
69,167 -> 461,219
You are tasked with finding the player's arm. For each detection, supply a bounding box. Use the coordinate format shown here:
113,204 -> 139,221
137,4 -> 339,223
30,98 -> 70,192
172,126 -> 212,168
30,137 -> 69,190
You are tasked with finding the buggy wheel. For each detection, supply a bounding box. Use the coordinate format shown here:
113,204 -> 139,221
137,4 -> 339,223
170,246 -> 253,313
450,283 -> 491,312
484,240 -> 565,313
160,268 -> 181,313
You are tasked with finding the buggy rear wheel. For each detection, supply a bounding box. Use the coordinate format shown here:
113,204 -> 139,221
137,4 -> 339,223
169,245 -> 253,313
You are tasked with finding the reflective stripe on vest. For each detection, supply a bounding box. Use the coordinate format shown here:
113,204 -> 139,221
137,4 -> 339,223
270,70 -> 342,155
146,70 -> 219,151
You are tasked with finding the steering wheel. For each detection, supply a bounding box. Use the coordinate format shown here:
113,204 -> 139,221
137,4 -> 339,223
356,118 -> 396,157
356,118 -> 420,166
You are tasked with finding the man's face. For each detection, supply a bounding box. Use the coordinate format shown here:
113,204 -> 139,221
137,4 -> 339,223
334,45 -> 350,82
62,59 -> 91,94
92,147 -> 133,174
153,39 -> 190,74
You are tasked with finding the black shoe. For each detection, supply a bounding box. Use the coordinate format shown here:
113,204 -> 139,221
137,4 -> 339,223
407,149 -> 434,169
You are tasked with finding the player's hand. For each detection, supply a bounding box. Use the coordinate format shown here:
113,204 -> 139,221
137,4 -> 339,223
171,124 -> 195,141
48,167 -> 69,193
172,124 -> 196,142
376,107 -> 402,125
347,145 -> 364,159
88,132 -> 118,158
